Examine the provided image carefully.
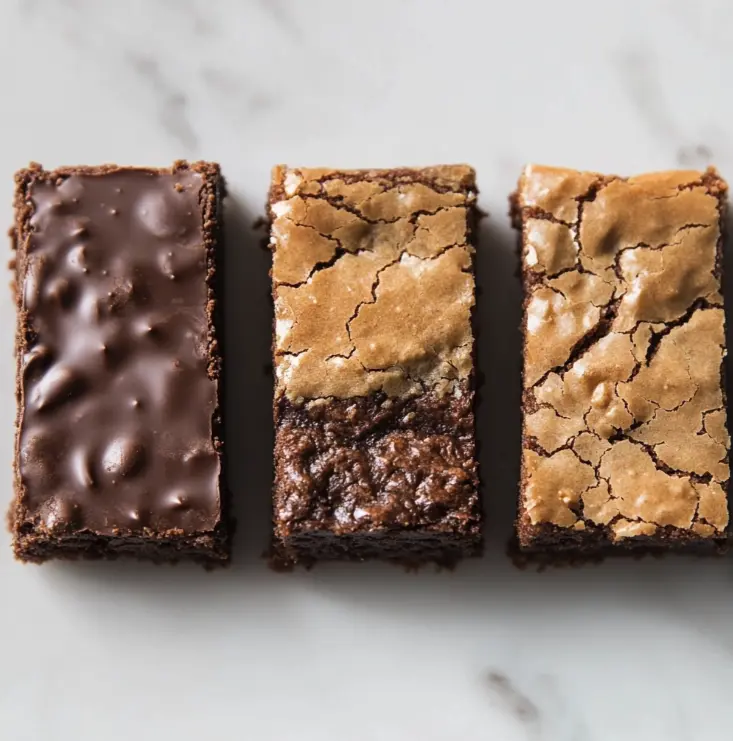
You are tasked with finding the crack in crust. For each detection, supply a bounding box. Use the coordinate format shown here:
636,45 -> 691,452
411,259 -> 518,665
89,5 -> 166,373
268,166 -> 481,565
269,165 -> 477,401
514,164 -> 730,549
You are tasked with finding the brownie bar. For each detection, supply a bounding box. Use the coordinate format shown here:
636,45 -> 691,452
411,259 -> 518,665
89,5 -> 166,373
10,161 -> 230,565
269,165 -> 482,565
513,164 -> 730,555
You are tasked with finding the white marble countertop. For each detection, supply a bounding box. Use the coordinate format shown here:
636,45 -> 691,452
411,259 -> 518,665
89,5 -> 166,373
2,1 -> 733,739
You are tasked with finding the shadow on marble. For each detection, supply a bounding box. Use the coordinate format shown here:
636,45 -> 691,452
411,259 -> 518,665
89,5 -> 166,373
474,212 -> 523,551
220,192 -> 274,563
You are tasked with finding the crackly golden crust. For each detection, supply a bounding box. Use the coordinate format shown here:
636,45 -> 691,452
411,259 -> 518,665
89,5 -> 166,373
269,166 -> 477,401
516,164 -> 730,549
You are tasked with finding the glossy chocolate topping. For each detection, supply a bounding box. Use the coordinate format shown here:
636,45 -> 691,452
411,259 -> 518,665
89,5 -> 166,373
17,169 -> 220,536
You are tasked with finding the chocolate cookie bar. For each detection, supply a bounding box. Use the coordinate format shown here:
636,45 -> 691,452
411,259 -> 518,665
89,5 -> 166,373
10,162 -> 230,565
513,165 -> 729,555
269,165 -> 482,565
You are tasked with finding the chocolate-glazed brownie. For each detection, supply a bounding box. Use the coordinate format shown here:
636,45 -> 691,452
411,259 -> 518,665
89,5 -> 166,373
10,161 -> 230,565
512,165 -> 729,556
269,165 -> 482,565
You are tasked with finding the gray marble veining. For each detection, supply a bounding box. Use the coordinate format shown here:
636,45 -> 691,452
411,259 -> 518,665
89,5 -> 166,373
1,1 -> 733,740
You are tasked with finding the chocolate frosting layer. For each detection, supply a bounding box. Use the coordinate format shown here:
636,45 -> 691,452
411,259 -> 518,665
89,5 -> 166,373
17,168 -> 220,536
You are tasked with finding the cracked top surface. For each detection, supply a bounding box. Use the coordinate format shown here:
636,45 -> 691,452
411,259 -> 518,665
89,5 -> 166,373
269,165 -> 476,400
517,164 -> 729,542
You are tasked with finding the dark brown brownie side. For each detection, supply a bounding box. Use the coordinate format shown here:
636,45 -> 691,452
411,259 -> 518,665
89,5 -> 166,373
10,161 -> 230,565
513,165 -> 730,559
274,385 -> 480,565
269,166 -> 482,566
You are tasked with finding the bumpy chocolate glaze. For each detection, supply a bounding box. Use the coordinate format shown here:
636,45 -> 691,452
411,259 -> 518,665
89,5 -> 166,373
15,167 -> 221,542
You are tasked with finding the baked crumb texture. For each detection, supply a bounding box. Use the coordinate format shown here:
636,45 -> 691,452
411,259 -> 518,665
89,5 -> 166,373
269,165 -> 482,566
514,165 -> 730,555
10,161 -> 230,565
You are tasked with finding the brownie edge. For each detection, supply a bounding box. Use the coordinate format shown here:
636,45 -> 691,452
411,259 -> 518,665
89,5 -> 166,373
10,161 -> 231,566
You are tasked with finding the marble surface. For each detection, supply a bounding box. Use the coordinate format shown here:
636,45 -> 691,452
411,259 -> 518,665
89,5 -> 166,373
2,1 -> 733,739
